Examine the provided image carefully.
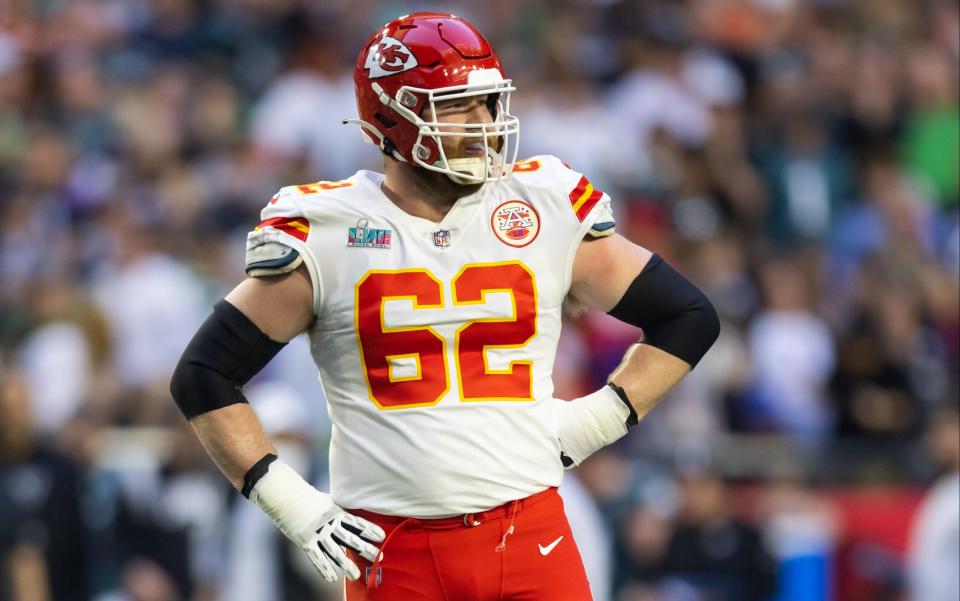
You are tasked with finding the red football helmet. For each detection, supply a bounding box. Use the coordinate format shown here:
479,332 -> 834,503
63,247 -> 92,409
347,12 -> 520,184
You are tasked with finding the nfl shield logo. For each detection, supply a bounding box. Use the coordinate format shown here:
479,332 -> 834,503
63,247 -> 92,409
433,229 -> 451,248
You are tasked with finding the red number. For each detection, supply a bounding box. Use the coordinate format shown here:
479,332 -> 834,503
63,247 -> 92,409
512,159 -> 542,173
355,270 -> 448,409
454,262 -> 536,401
353,263 -> 538,410
297,180 -> 354,195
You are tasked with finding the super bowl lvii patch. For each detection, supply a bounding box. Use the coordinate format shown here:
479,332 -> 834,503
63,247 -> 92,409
347,218 -> 392,249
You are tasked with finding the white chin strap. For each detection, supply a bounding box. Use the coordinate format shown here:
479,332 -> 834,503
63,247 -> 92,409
445,144 -> 506,185
416,112 -> 518,185
445,158 -> 486,184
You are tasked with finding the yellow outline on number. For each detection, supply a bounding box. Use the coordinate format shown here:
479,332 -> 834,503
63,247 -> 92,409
451,261 -> 537,403
354,269 -> 449,411
385,353 -> 422,382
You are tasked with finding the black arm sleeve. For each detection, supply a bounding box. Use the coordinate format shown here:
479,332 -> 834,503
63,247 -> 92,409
170,300 -> 287,419
608,254 -> 720,367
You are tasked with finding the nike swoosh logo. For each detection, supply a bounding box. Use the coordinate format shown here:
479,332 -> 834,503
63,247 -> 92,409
538,536 -> 563,556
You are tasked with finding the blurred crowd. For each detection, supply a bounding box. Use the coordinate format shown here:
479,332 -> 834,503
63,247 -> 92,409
0,1 -> 957,600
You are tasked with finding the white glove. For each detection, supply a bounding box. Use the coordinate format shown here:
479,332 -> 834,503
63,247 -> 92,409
248,458 -> 385,582
556,385 -> 634,468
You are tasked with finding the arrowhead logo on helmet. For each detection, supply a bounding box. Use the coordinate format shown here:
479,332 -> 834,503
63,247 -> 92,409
364,36 -> 419,79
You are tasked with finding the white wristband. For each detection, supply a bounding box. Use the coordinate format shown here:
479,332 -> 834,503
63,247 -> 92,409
557,386 -> 632,467
249,459 -> 332,547
248,458 -> 385,583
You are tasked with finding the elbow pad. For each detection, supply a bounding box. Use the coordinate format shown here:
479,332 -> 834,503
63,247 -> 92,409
608,254 -> 720,367
170,300 -> 286,419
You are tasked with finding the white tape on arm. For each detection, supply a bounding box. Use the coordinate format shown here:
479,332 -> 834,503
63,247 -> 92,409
249,459 -> 329,545
557,386 -> 631,467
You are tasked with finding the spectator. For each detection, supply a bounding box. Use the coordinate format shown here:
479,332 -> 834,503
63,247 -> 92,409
0,368 -> 90,601
741,257 -> 836,441
907,403 -> 960,601
90,208 -> 207,391
660,470 -> 778,601
250,21 -> 374,179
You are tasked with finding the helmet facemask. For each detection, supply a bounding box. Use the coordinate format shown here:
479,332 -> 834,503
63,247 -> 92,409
372,70 -> 520,185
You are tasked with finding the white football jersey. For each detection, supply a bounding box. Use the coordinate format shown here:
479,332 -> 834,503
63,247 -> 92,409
246,155 -> 615,517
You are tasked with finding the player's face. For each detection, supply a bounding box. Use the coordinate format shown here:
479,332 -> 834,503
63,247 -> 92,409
424,94 -> 500,159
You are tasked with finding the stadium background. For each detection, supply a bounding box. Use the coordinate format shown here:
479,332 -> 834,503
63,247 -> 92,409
0,1 -> 957,600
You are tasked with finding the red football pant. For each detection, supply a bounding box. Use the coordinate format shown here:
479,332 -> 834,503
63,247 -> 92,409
343,487 -> 593,601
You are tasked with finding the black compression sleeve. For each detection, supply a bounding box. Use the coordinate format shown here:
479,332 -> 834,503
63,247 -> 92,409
170,300 -> 287,419
608,254 -> 720,367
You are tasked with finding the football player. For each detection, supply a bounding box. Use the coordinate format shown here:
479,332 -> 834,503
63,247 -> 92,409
171,12 -> 719,600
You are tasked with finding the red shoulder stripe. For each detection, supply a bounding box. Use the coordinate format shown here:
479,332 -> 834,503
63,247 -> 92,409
568,175 -> 604,222
568,176 -> 589,209
575,189 -> 604,222
256,216 -> 310,241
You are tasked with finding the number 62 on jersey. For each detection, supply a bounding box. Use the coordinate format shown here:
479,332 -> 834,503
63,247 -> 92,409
354,261 -> 538,410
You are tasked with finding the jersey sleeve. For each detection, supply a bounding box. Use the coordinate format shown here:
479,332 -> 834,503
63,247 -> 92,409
515,155 -> 616,238
564,167 -> 615,238
245,186 -> 323,310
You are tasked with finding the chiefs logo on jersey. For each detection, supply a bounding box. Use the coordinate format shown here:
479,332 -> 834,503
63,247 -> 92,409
491,200 -> 540,247
364,36 -> 419,79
